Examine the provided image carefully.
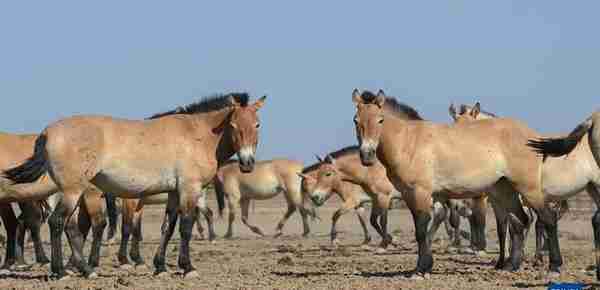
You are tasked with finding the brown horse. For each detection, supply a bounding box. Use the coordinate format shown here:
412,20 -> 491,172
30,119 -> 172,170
117,193 -> 215,269
527,111 -> 600,279
0,132 -> 108,272
451,103 -> 573,262
3,93 -> 265,279
352,89 -> 561,279
214,159 -> 317,239
300,157 -> 379,247
300,148 -> 468,252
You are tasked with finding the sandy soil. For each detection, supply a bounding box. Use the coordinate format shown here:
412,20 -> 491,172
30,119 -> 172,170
0,195 -> 599,290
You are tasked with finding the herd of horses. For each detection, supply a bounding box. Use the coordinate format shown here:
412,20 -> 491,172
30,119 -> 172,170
0,90 -> 598,283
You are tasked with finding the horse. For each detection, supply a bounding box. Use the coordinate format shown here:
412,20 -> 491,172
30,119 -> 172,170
527,111 -> 600,279
0,132 -> 107,272
3,92 -> 266,279
352,89 -> 561,279
214,159 -> 317,239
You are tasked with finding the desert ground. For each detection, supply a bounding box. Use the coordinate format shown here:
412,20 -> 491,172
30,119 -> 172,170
0,194 -> 598,290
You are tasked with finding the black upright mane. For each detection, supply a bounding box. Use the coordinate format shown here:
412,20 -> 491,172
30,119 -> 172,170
148,92 -> 250,120
302,145 -> 359,173
360,91 -> 423,121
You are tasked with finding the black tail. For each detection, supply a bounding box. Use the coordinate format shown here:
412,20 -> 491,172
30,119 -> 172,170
213,177 -> 226,218
4,134 -> 49,184
527,117 -> 592,161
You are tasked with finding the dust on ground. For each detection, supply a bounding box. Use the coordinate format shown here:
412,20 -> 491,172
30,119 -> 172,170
1,195 -> 598,290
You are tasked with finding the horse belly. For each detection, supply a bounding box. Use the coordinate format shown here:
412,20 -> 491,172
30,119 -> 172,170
92,167 -> 176,198
240,177 -> 282,200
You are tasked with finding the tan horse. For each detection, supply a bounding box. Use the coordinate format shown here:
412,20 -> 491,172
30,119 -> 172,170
117,193 -> 215,269
0,133 -> 107,271
3,93 -> 265,279
352,89 -> 561,279
300,148 -> 467,252
300,157 -> 377,247
527,111 -> 600,279
214,159 -> 317,239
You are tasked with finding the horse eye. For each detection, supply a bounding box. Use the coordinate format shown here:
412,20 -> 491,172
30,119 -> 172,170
325,172 -> 333,177
378,118 -> 384,124
256,123 -> 260,128
353,116 -> 359,125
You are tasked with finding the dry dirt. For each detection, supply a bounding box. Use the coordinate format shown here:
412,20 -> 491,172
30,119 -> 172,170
1,195 -> 599,290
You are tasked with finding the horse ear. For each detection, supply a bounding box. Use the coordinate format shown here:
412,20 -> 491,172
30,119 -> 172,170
314,154 -> 324,163
375,90 -> 386,108
352,89 -> 362,104
325,154 -> 336,165
252,95 -> 267,111
449,103 -> 457,121
471,102 -> 481,118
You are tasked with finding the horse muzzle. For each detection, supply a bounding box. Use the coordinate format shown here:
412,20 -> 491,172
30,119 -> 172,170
359,144 -> 376,166
238,147 -> 256,173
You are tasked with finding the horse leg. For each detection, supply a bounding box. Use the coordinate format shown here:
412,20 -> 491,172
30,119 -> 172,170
85,192 -> 107,269
224,193 -> 238,239
330,205 -> 352,246
534,212 -> 546,267
587,184 -> 600,280
197,205 -> 216,242
0,204 -> 17,270
104,192 -> 119,243
490,182 -> 529,272
118,199 -> 135,267
355,205 -> 371,245
241,199 -> 265,237
129,203 -> 144,266
405,187 -> 434,278
427,201 -> 448,249
369,203 -> 385,241
14,209 -> 28,268
18,201 -> 50,266
376,194 -> 393,249
175,181 -> 204,279
193,207 -> 205,240
49,188 -> 95,279
153,193 -> 178,276
490,201 -> 508,270
469,196 -> 487,253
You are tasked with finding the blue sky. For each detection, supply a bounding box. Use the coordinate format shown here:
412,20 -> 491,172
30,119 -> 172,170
1,1 -> 599,163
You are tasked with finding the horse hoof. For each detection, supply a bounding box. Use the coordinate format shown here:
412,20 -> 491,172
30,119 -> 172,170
14,263 -> 31,271
87,272 -> 98,279
546,271 -> 561,281
184,270 -> 199,280
459,248 -> 475,255
119,264 -> 134,271
375,248 -> 387,255
407,273 -> 430,280
0,269 -> 11,276
65,268 -> 77,276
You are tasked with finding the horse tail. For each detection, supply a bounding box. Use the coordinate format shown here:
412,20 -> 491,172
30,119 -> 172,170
213,176 -> 226,218
527,115 -> 594,161
4,134 -> 49,184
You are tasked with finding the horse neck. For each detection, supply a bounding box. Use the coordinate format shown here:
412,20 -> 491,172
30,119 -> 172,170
194,108 -> 237,164
378,115 -> 417,168
335,154 -> 368,186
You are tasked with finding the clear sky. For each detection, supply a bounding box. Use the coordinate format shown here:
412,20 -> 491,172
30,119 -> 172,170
1,1 -> 599,164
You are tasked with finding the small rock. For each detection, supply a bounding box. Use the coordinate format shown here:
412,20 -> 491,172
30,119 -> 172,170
277,255 -> 294,266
